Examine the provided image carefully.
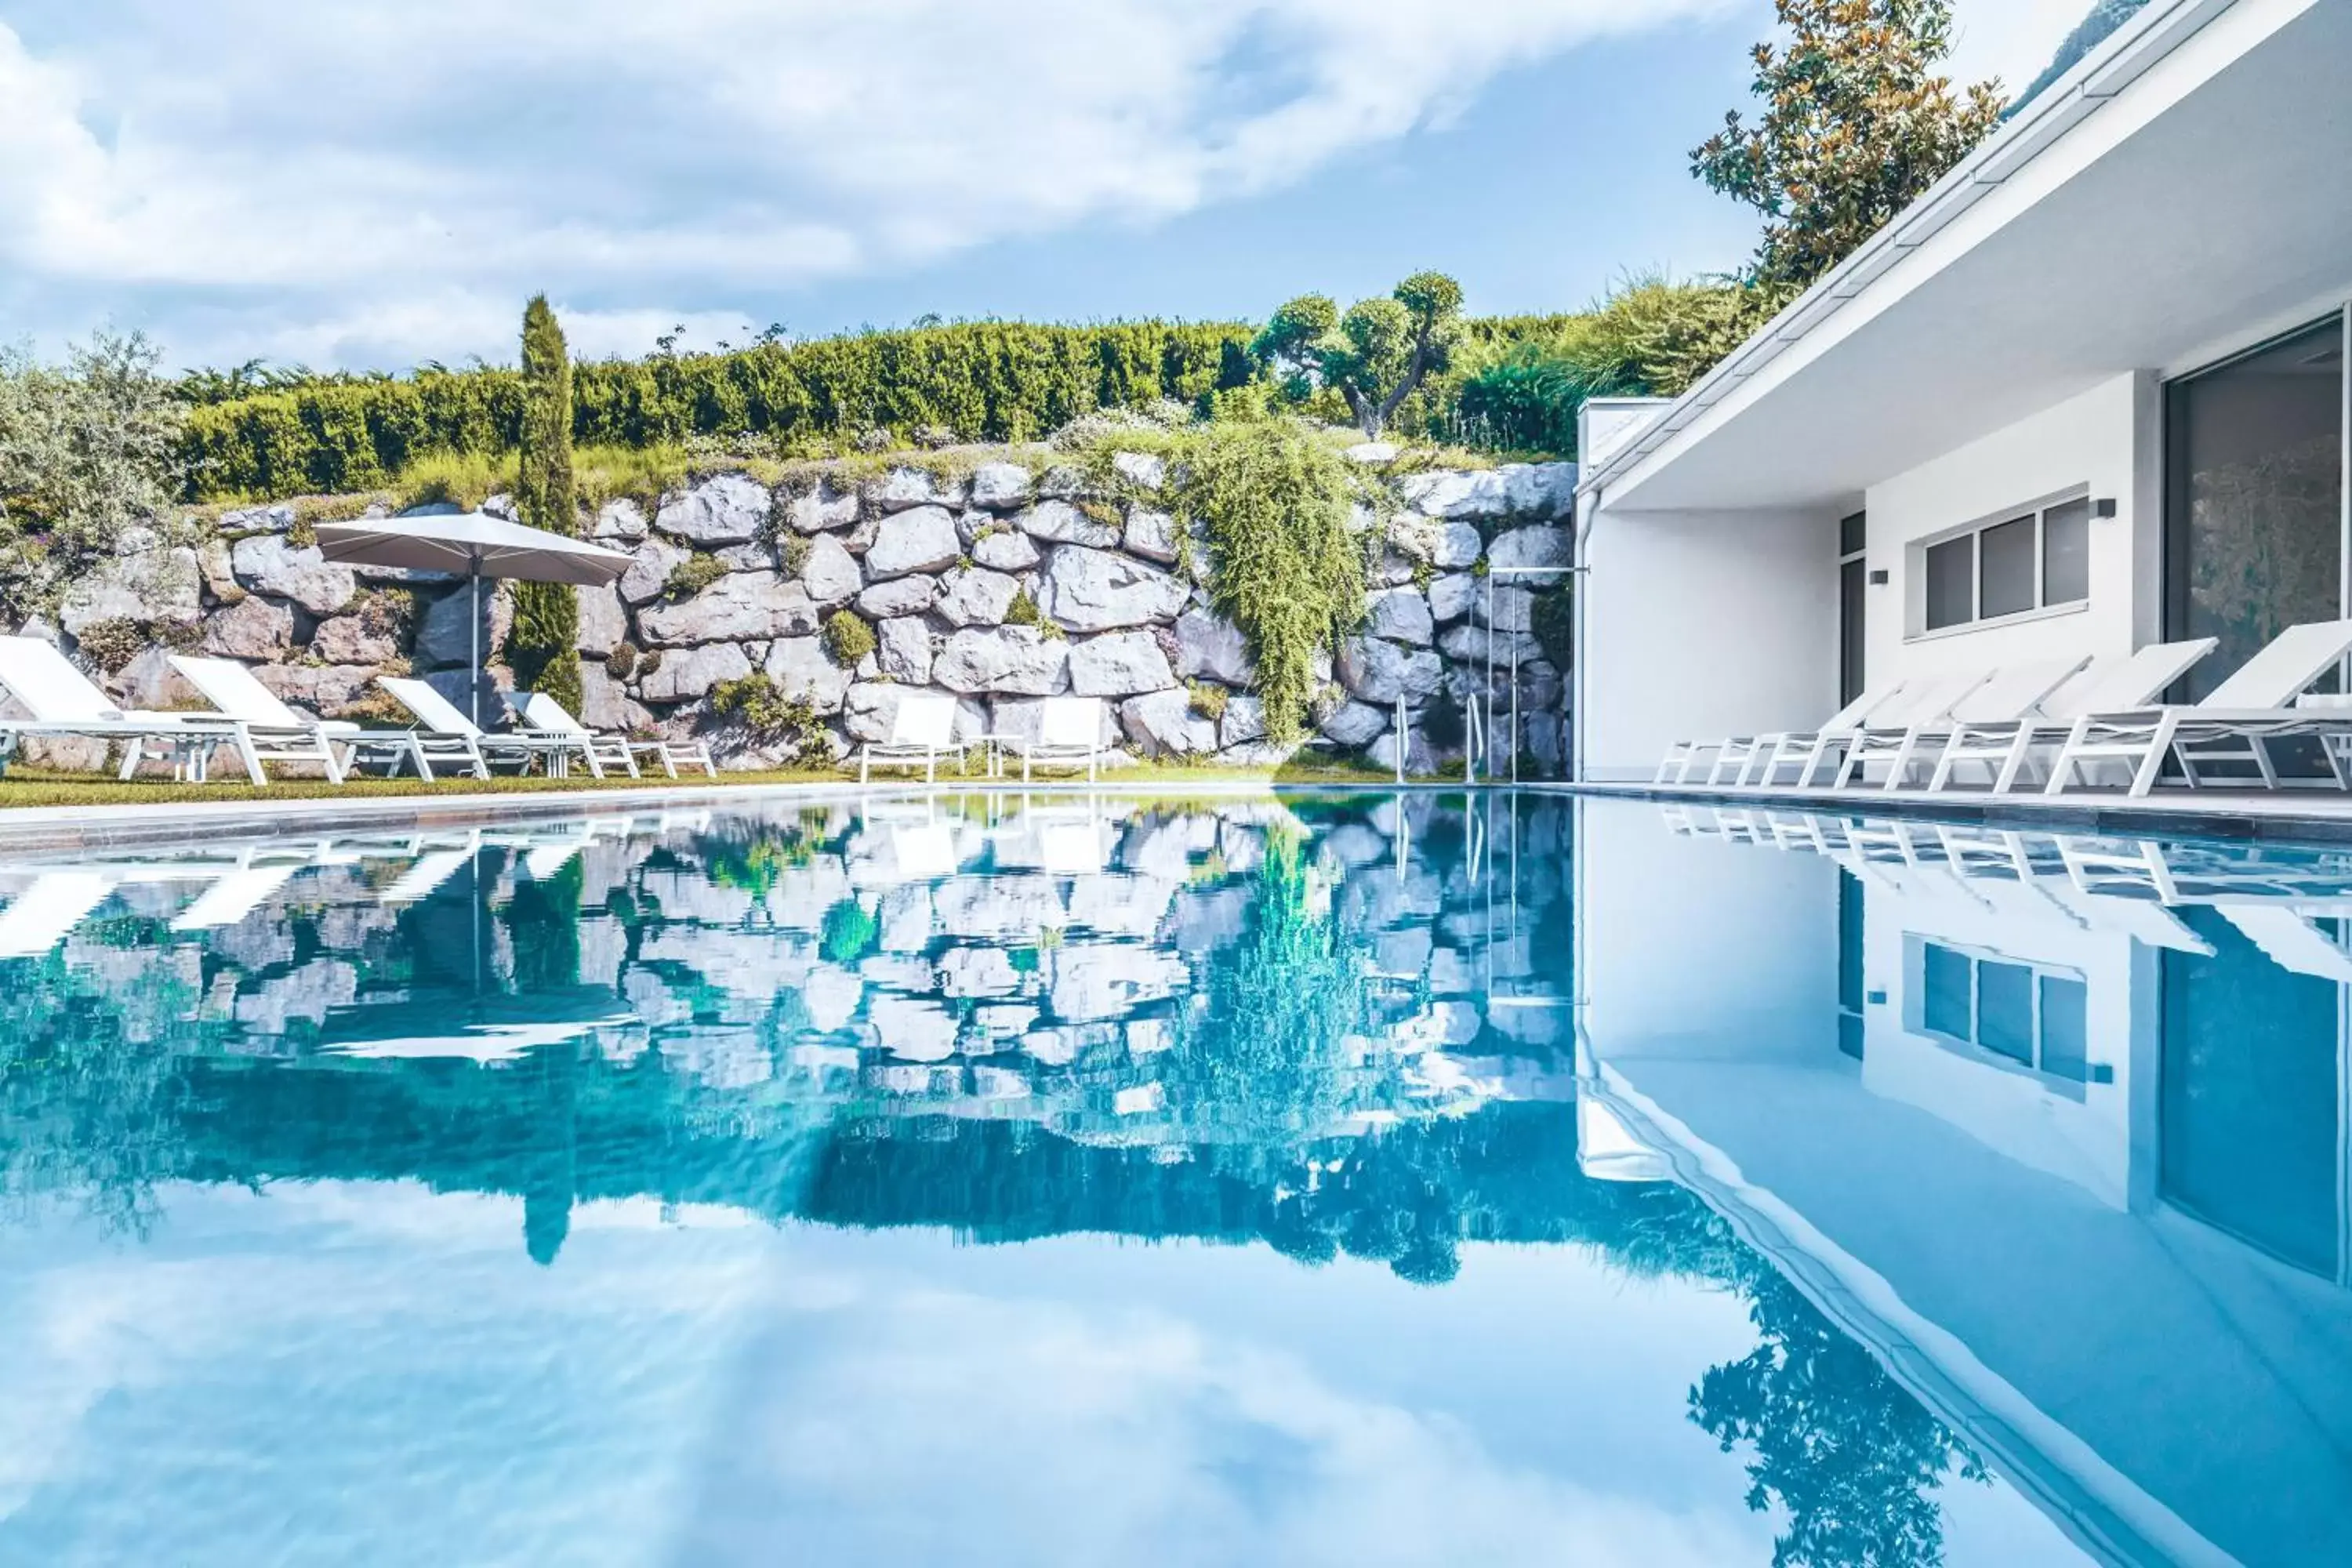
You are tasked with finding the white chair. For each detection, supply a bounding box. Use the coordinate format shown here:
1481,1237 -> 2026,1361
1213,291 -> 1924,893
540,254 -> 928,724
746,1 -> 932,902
855,693 -> 959,784
0,636 -> 256,782
166,655 -> 361,784
1712,684 -> 1916,790
376,677 -> 597,781
1007,696 -> 1114,782
506,690 -> 717,780
1844,657 -> 2089,792
1926,639 -> 2217,794
2045,620 -> 2352,797
1816,670 -> 1993,789
1673,682 -> 1900,788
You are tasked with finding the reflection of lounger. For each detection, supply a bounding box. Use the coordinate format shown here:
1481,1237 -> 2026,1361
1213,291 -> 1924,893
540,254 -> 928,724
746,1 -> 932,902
2214,905 -> 2352,982
891,825 -> 958,880
0,873 -> 113,956
379,849 -> 476,904
171,865 -> 303,931
522,844 -> 584,881
2039,881 -> 2215,954
1038,822 -> 1107,877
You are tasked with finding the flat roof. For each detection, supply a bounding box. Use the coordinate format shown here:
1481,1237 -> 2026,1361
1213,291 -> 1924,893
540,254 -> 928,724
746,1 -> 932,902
1584,0 -> 2352,515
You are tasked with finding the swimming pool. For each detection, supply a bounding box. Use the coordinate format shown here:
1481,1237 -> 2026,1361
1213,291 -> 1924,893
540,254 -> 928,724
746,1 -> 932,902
0,791 -> 2339,1564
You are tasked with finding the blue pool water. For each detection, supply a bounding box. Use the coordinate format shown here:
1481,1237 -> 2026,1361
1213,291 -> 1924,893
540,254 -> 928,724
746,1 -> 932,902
0,792 -> 2343,1566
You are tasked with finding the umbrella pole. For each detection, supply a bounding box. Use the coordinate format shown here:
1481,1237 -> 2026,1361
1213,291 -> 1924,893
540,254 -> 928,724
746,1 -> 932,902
470,560 -> 481,728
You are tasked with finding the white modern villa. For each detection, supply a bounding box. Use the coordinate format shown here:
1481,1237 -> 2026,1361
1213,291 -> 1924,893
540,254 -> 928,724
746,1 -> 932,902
1573,0 -> 2352,785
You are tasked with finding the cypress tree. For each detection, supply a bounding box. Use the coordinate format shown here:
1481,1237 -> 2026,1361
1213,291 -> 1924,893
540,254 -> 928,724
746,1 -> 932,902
510,295 -> 583,713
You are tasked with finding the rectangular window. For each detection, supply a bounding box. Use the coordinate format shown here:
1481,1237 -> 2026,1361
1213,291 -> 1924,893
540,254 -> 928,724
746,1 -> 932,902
1922,943 -> 1973,1039
1925,535 -> 1976,631
1913,492 -> 2094,634
1839,510 -> 1868,557
1911,938 -> 2106,1093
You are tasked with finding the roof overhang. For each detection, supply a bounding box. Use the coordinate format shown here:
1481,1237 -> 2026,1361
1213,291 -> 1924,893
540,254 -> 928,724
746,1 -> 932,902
1584,0 -> 2352,516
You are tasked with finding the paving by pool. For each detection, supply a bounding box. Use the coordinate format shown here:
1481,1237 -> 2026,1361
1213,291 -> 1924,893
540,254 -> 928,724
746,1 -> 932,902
0,790 -> 2339,1566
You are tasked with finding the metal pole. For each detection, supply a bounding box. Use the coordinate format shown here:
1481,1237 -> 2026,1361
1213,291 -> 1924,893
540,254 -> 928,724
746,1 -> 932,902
470,559 -> 482,728
1395,692 -> 1406,783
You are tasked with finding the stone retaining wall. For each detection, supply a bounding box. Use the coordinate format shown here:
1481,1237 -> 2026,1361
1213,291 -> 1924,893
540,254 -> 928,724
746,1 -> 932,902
20,451 -> 1577,775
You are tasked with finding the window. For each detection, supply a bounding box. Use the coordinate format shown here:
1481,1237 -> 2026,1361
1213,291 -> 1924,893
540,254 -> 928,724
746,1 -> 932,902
1907,938 -> 2110,1094
1914,492 -> 2094,634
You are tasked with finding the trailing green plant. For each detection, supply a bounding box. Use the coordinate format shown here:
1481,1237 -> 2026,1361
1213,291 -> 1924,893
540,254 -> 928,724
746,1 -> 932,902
821,609 -> 875,668
663,552 -> 726,601
1252,273 -> 1465,437
709,672 -> 831,758
506,298 -> 583,713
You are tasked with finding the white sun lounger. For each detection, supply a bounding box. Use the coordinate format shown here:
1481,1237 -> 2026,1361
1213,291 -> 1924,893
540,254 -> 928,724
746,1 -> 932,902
0,872 -> 114,957
376,677 -> 594,781
171,863 -> 306,931
379,847 -> 477,904
1660,683 -> 1911,789
166,655 -> 367,784
506,691 -> 716,780
2045,620 -> 2352,797
1844,657 -> 2089,792
1923,639 -> 2217,794
2213,904 -> 2352,982
1007,696 -> 1114,782
855,693 -> 960,784
0,637 -> 261,782
1823,670 -> 1995,789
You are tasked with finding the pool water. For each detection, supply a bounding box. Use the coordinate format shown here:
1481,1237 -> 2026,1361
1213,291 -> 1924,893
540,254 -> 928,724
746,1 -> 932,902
0,793 -> 2342,1566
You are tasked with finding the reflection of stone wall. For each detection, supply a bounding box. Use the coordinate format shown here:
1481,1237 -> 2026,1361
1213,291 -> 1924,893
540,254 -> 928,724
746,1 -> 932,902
24,453 -> 1574,776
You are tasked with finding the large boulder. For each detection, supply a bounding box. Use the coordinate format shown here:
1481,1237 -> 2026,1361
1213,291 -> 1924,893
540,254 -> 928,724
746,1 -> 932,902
1173,608 -> 1254,686
577,663 -> 653,734
1501,462 -> 1579,517
1220,695 -> 1268,750
1319,700 -> 1389,747
800,534 -> 863,605
591,498 -> 649,541
968,462 -> 1033,510
877,616 -> 935,684
934,566 -> 1019,628
414,582 -> 511,670
865,466 -> 967,513
1017,500 -> 1120,548
764,636 -> 855,713
1122,508 -> 1180,564
1487,524 -> 1572,572
1336,637 -> 1443,706
856,575 -> 938,619
1472,583 -> 1535,633
1118,689 -> 1218,756
1399,468 -> 1508,519
864,506 -> 962,579
972,527 -> 1041,572
617,535 -> 691,605
782,483 -> 860,534
201,594 -> 294,659
309,613 -> 400,666
256,662 -> 379,715
1365,587 -> 1434,647
1428,572 -> 1478,624
1369,726 -> 1439,777
931,626 -> 1071,696
59,542 -> 202,633
1068,630 -> 1176,697
575,583 -> 629,657
638,572 -> 818,645
654,474 -> 769,545
1037,546 -> 1187,633
1439,624 -> 1541,666
637,641 -> 752,703
230,536 -> 356,616
1112,451 -> 1167,490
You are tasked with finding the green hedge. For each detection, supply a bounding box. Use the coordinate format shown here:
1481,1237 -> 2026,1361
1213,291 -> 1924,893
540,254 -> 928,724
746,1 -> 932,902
182,321 -> 1257,501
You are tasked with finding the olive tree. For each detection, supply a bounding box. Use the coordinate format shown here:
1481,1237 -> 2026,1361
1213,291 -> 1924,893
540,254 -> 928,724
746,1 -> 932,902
1252,272 -> 1464,437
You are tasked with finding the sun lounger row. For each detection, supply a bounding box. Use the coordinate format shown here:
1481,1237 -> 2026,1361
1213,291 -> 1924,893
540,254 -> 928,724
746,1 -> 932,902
1656,618 -> 2352,797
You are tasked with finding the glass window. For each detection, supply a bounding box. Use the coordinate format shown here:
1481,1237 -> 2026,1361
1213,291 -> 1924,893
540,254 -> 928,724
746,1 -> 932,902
1979,515 -> 2038,619
2039,975 -> 2089,1082
1922,943 -> 1973,1038
1839,510 -> 1867,557
1925,535 -> 1974,631
1976,960 -> 2036,1064
2042,499 -> 2091,605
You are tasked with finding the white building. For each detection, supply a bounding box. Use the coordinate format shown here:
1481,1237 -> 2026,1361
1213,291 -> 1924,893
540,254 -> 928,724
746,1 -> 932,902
1573,0 -> 2352,782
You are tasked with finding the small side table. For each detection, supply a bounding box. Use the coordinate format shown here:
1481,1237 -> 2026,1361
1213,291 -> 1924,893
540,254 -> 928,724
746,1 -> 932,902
972,733 -> 1019,780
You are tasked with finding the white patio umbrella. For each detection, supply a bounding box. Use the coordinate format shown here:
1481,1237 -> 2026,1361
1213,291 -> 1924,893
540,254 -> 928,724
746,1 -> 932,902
313,513 -> 634,725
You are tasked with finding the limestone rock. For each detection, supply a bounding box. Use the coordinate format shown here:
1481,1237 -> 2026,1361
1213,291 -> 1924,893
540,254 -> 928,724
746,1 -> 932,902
577,663 -> 653,734
655,474 -> 769,545
716,542 -> 774,572
764,635 -> 854,713
1434,522 -> 1483,569
935,566 -> 1019,628
800,534 -> 863,605
783,483 -> 861,534
1487,524 -> 1572,572
1017,500 -> 1119,548
972,528 -> 1041,572
1373,549 -> 1418,588
1370,727 -> 1439,777
309,614 -> 400,666
575,583 -> 629,658
1501,462 -> 1579,517
1319,700 -> 1389,747
969,462 -> 1033,510
639,572 -> 818,645
1365,587 -> 1434,647
1439,624 -> 1541,666
1428,572 -> 1477,624
1122,508 -> 1180,564
877,616 -> 935,684
931,626 -> 1071,696
1399,468 -> 1508,519
1037,545 -> 1187,633
256,663 -> 379,714
864,506 -> 962,579
1111,451 -> 1166,490
866,466 -> 967,513
1173,608 -> 1254,686
198,539 -> 240,601
59,544 -> 203,633
230,536 -> 356,617
1118,689 -> 1218,756
201,594 -> 294,659
1472,583 -> 1535,633
1220,694 -> 1268,749
855,575 -> 939,619
618,535 -> 689,606
1068,630 -> 1176,697
593,499 -> 649,541
415,582 -> 511,670
1337,637 -> 1443,706
1345,441 -> 1399,464
637,641 -> 752,703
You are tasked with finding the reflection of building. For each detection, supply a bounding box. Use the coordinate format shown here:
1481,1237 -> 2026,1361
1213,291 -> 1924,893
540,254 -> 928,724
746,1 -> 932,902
1575,799 -> 2352,1567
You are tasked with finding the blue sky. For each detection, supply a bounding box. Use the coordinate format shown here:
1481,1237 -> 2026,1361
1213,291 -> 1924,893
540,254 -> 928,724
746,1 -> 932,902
0,1 -> 2080,372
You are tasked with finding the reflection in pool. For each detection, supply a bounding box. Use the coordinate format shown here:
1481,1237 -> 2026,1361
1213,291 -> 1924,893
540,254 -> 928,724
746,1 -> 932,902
0,793 -> 2341,1563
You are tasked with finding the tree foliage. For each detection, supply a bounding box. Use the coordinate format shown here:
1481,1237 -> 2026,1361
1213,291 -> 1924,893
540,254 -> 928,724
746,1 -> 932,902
1693,0 -> 2006,298
1253,273 -> 1465,437
0,330 -> 189,614
506,297 -> 583,713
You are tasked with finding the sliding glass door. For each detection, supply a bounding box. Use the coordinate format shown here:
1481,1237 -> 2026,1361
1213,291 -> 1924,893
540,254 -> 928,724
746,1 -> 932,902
2165,315 -> 2347,700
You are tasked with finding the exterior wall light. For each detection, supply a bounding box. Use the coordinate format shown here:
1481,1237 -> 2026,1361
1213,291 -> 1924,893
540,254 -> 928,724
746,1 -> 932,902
1869,568 -> 1890,585
2093,498 -> 2118,518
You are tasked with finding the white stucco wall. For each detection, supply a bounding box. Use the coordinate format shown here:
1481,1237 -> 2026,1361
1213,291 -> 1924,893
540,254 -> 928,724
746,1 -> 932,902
1575,501 -> 1840,782
1860,372 -> 2158,693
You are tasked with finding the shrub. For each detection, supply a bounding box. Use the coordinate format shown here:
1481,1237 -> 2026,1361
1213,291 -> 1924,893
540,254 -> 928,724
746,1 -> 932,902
662,552 -> 726,601
73,618 -> 147,673
1185,681 -> 1229,723
605,642 -> 640,680
820,898 -> 880,965
821,609 -> 875,668
779,534 -> 811,577
710,672 -> 832,758
1004,586 -> 1062,640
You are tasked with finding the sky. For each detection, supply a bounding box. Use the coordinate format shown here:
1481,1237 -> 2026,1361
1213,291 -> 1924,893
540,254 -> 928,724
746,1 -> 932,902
0,1 -> 2087,374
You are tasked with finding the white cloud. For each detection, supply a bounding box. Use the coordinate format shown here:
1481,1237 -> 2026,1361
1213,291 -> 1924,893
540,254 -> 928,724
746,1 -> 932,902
0,0 -> 1738,368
